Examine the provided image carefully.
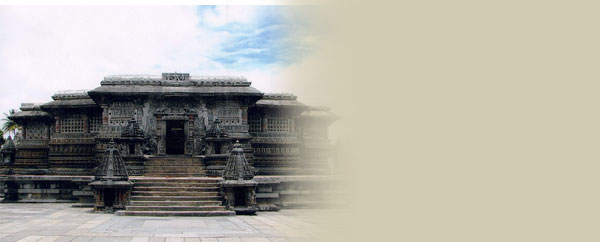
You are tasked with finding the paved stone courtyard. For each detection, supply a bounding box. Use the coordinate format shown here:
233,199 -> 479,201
0,203 -> 340,242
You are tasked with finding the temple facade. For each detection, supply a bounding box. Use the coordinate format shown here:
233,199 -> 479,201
0,73 -> 338,213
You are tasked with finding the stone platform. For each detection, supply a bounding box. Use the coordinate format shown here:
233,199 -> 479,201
0,174 -> 347,216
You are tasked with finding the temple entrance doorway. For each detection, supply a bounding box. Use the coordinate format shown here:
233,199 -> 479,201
166,120 -> 185,154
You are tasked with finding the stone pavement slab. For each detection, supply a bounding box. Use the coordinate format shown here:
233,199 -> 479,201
0,204 -> 340,242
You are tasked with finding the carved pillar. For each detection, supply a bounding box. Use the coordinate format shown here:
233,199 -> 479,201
101,104 -> 109,125
208,108 -> 214,122
55,116 -> 61,133
241,106 -> 248,125
82,114 -> 89,133
261,116 -> 267,133
94,189 -> 104,211
156,115 -> 166,155
187,115 -> 194,155
134,98 -> 144,122
21,121 -> 27,139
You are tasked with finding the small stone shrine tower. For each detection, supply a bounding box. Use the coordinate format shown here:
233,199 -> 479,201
220,140 -> 257,215
1,136 -> 17,201
1,136 -> 16,165
89,140 -> 133,213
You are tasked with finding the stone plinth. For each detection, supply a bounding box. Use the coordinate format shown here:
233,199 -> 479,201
89,141 -> 133,213
220,179 -> 258,215
219,141 -> 257,215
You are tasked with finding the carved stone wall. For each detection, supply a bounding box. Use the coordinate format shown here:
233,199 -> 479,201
25,121 -> 50,140
248,108 -> 304,175
209,101 -> 248,136
12,120 -> 52,173
146,97 -> 206,155
107,101 -> 138,127
48,133 -> 97,175
49,109 -> 100,175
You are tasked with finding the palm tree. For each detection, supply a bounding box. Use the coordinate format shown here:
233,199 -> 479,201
2,109 -> 19,137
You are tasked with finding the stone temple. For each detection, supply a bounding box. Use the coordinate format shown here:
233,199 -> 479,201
0,73 -> 338,216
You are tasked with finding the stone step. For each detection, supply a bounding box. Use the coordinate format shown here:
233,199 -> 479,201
143,164 -> 200,167
143,171 -> 206,175
145,162 -> 202,166
125,205 -> 226,211
146,157 -> 199,161
143,168 -> 204,172
143,170 -> 202,174
130,200 -> 222,206
144,165 -> 204,169
144,172 -> 205,175
143,170 -> 205,174
147,157 -> 198,160
130,177 -> 221,182
142,173 -> 206,177
115,210 -> 235,216
134,182 -> 218,187
132,191 -> 219,196
134,186 -> 219,192
130,196 -> 221,201
123,175 -> 231,217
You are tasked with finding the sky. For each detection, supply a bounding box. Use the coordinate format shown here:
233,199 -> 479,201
0,5 -> 333,130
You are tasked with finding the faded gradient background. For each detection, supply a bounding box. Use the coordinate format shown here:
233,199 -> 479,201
309,0 -> 600,241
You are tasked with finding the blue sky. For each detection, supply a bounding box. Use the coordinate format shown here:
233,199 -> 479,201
196,5 -> 319,70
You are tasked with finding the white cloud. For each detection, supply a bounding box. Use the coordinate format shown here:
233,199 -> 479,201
200,6 -> 258,27
0,6 -> 231,119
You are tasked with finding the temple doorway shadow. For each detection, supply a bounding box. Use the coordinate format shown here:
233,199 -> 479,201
166,120 -> 185,155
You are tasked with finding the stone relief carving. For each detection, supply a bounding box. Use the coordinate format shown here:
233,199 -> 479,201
142,135 -> 157,155
108,102 -> 137,127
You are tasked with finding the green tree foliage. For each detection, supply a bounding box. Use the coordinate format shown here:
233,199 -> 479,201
2,109 -> 19,137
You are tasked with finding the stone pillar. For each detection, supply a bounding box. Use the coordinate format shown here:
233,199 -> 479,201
54,116 -> 61,133
156,116 -> 166,155
94,189 -> 105,211
101,104 -> 109,125
241,106 -> 248,125
82,114 -> 89,133
187,115 -> 194,155
21,122 -> 27,139
261,116 -> 267,133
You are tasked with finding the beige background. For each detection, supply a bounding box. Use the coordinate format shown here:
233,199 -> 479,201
290,0 -> 600,241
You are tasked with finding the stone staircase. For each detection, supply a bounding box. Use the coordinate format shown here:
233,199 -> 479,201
116,156 -> 233,216
142,156 -> 206,177
116,177 -> 234,216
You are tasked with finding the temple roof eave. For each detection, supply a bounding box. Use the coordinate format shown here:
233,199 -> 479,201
298,108 -> 340,123
9,110 -> 53,121
254,99 -> 308,107
40,99 -> 100,110
87,86 -> 263,96
252,93 -> 308,110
